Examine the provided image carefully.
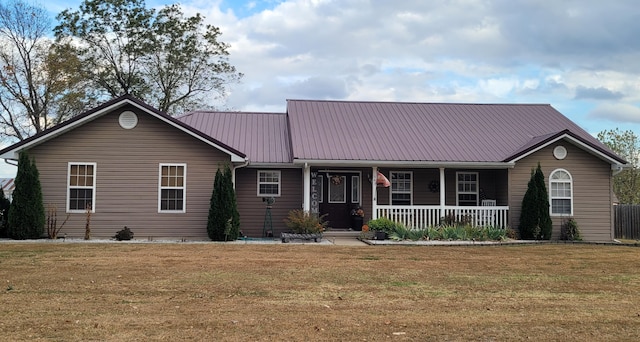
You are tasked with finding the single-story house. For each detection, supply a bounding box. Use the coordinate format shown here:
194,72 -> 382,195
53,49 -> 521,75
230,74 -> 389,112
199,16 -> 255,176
0,95 -> 626,241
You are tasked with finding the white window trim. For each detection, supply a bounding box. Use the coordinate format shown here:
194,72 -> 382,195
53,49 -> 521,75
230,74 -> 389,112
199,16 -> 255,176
351,175 -> 360,204
158,163 -> 187,213
549,168 -> 573,216
456,171 -> 479,206
257,170 -> 281,197
390,171 -> 413,205
67,162 -> 97,213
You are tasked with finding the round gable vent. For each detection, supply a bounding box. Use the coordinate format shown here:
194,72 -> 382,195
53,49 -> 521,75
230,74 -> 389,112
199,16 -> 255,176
553,145 -> 567,160
119,111 -> 138,129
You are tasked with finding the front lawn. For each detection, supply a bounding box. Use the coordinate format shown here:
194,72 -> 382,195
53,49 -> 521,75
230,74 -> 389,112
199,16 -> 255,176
1,243 -> 639,341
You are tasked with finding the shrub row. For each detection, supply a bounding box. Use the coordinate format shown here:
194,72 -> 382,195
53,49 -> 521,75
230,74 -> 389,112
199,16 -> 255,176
367,217 -> 509,241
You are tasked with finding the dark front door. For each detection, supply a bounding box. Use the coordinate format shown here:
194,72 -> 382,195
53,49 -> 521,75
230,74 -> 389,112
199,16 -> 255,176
319,172 -> 360,229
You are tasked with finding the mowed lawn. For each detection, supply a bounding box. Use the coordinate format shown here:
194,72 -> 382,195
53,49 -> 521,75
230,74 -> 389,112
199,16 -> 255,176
1,243 -> 639,341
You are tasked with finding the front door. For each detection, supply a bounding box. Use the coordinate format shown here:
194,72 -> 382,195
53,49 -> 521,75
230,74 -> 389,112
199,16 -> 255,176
319,172 -> 361,229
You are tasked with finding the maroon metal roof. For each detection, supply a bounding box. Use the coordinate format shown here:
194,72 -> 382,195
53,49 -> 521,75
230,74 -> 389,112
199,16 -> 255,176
286,100 -> 624,163
176,111 -> 290,164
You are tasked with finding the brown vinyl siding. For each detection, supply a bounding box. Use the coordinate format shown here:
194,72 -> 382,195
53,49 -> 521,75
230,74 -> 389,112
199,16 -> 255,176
233,166 -> 374,231
28,105 -> 230,239
235,168 -> 303,237
509,141 -> 613,241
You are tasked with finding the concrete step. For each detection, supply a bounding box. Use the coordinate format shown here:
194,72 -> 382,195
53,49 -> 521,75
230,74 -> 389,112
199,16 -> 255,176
323,230 -> 363,237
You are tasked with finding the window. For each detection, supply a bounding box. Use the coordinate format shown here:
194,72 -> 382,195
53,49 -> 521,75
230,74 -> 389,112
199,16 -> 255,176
390,171 -> 412,205
68,163 -> 96,212
329,175 -> 346,203
550,169 -> 573,216
159,164 -> 186,212
351,175 -> 360,203
258,170 -> 281,197
457,172 -> 478,206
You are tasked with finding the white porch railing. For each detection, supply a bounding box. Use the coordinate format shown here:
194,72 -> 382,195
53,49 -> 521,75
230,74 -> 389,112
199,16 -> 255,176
376,205 -> 509,229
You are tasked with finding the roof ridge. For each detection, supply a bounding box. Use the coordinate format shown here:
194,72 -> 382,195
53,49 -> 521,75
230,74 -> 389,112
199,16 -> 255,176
286,99 -> 551,106
183,110 -> 286,115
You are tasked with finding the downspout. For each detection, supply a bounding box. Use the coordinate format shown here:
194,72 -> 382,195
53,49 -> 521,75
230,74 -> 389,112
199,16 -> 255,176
231,158 -> 250,189
612,164 -> 624,176
4,159 -> 18,167
611,164 -> 624,241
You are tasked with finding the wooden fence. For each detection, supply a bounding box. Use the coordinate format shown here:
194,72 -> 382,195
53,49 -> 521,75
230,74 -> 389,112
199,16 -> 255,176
614,204 -> 640,239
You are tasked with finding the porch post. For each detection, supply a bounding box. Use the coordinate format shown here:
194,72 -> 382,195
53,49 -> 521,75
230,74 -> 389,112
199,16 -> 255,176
372,166 -> 378,220
303,164 -> 310,211
439,167 -> 446,219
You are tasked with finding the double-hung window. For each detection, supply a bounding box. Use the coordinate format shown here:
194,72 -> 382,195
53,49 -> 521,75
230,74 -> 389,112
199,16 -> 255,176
68,163 -> 96,212
159,164 -> 186,212
258,170 -> 281,197
390,171 -> 412,205
550,169 -> 573,216
457,172 -> 478,206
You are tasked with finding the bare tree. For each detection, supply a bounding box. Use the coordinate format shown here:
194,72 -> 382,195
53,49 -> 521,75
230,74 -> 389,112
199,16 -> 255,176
55,0 -> 242,115
144,4 -> 242,113
0,0 -> 93,141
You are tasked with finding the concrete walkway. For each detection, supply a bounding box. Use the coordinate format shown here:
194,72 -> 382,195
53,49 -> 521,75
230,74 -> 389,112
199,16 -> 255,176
2,236 -> 635,246
325,236 -> 369,246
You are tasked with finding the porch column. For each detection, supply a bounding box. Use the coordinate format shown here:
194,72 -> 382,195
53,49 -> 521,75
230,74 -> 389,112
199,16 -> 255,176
303,164 -> 311,211
439,167 -> 446,218
372,166 -> 378,220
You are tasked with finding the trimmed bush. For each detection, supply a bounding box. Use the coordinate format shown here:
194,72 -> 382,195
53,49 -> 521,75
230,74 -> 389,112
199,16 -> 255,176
519,163 -> 552,240
114,226 -> 134,241
207,164 -> 240,241
561,218 -> 581,241
367,217 -> 398,234
7,152 -> 45,240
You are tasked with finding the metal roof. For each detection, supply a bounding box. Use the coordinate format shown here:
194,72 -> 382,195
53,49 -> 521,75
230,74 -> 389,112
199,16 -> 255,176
1,96 -> 622,168
286,100 -> 624,164
176,111 -> 291,164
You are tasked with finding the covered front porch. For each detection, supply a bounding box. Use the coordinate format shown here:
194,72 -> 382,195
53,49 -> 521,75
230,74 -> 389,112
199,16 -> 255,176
302,165 -> 511,230
376,205 -> 509,229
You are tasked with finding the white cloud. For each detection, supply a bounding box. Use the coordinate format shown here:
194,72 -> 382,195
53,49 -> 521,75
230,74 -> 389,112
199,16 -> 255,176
588,103 -> 640,123
40,0 -> 640,135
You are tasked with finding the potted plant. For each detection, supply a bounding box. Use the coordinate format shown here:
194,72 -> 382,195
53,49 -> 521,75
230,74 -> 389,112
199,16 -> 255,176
281,210 -> 328,242
350,206 -> 365,231
367,217 -> 396,240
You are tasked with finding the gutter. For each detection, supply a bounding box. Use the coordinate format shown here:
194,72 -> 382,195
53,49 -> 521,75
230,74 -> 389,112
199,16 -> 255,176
231,158 -> 250,189
612,164 -> 626,176
293,159 -> 516,169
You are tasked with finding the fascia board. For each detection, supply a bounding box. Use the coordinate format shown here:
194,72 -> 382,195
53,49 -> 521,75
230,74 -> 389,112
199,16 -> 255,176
293,159 -> 515,169
508,134 -> 626,165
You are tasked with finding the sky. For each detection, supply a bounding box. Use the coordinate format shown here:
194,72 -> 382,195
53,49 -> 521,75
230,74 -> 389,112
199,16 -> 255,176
1,0 -> 639,177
